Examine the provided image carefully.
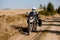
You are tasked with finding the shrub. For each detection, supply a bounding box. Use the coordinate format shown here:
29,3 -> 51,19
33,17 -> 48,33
38,2 -> 56,16
57,6 -> 60,14
47,2 -> 54,12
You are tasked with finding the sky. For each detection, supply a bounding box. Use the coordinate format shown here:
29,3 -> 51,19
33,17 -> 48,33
0,0 -> 60,9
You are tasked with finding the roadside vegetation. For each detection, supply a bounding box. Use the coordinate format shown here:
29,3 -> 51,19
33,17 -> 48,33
38,2 -> 60,16
57,6 -> 60,14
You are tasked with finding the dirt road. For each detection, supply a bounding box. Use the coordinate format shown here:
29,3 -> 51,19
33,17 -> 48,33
7,17 -> 60,40
39,26 -> 60,40
8,25 -> 60,40
7,25 -> 49,40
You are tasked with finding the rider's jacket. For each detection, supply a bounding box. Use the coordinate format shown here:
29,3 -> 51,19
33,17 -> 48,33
27,11 -> 42,26
27,11 -> 39,23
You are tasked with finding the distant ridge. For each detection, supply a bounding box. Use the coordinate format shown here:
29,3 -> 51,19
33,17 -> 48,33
0,9 -> 43,15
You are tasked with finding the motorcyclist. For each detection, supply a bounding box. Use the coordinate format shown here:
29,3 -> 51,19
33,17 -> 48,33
27,7 -> 39,34
28,7 -> 39,20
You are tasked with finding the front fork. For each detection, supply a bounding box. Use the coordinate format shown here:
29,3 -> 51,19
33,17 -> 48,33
28,21 -> 37,35
33,21 -> 37,31
28,23 -> 33,34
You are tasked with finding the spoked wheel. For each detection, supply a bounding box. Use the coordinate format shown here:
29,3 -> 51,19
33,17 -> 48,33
28,23 -> 33,35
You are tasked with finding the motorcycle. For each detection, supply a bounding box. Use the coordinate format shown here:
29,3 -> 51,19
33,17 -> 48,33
28,16 -> 37,35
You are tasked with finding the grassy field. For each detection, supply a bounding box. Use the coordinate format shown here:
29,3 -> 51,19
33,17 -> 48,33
0,9 -> 59,40
0,9 -> 41,40
0,13 -> 29,40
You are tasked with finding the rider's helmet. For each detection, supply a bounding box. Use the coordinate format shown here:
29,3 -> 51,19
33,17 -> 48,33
32,7 -> 36,10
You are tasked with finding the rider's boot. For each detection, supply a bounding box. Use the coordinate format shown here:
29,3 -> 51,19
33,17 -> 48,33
28,31 -> 31,35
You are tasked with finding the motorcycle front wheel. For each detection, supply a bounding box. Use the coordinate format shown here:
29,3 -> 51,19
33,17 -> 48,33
28,23 -> 33,35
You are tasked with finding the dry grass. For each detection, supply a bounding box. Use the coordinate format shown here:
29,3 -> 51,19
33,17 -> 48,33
0,13 -> 28,40
0,9 -> 59,40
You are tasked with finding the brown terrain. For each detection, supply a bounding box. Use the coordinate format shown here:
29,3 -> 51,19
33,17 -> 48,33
0,9 -> 60,40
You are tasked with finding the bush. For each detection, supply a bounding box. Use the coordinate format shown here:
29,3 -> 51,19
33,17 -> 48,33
57,6 -> 60,14
39,10 -> 56,16
47,2 -> 54,12
38,2 -> 56,16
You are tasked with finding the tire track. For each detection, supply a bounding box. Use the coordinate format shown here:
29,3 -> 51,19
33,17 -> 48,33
32,22 -> 53,40
30,25 -> 51,40
8,17 -> 60,40
33,19 -> 60,40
